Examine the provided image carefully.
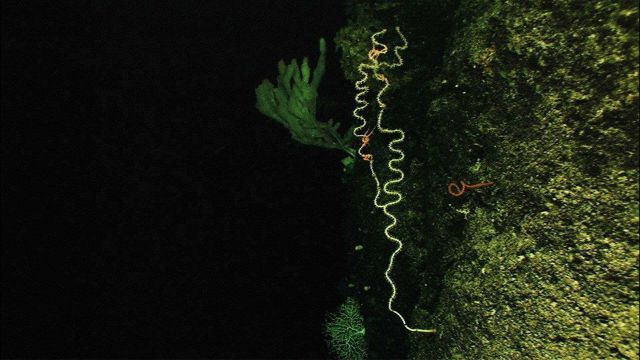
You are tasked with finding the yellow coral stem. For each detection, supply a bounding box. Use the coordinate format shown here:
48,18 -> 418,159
352,27 -> 436,334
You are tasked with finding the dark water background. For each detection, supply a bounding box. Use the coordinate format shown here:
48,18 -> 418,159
2,1 -> 353,357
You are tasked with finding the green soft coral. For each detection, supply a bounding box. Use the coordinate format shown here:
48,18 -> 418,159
256,38 -> 356,159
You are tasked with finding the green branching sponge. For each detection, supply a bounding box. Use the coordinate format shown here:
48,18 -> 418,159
324,297 -> 367,360
255,38 -> 356,161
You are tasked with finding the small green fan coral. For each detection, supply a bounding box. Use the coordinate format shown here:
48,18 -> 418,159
324,297 -> 367,360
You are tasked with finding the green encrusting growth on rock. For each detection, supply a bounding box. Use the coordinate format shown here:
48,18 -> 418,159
336,0 -> 638,359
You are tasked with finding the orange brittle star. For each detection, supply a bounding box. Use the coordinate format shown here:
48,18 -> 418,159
448,180 -> 495,197
368,47 -> 386,61
360,128 -> 374,161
